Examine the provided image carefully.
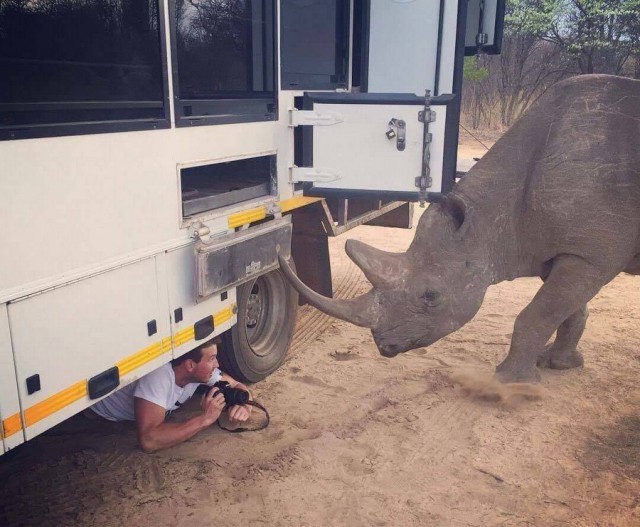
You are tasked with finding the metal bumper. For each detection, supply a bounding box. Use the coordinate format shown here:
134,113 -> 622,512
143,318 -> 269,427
196,218 -> 292,300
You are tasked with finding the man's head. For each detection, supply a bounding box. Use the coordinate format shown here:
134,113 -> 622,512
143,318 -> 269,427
171,337 -> 220,384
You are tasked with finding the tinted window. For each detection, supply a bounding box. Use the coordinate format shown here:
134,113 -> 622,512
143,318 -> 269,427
172,0 -> 276,125
0,0 -> 166,138
281,0 -> 349,90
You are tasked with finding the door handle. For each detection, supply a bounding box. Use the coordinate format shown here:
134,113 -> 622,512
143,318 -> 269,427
386,118 -> 406,151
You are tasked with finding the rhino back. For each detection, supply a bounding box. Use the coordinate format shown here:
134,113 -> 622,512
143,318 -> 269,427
457,75 -> 640,274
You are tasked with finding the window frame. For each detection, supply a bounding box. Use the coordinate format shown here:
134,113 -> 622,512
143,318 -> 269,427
168,0 -> 278,128
0,0 -> 172,142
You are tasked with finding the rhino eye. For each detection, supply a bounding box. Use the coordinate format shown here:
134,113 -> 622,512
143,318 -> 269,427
421,290 -> 441,307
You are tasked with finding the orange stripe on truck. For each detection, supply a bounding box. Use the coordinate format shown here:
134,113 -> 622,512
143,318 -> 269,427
2,413 -> 23,439
24,380 -> 87,427
19,303 -> 235,427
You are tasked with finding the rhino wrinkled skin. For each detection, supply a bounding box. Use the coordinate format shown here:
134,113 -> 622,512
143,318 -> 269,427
279,75 -> 640,383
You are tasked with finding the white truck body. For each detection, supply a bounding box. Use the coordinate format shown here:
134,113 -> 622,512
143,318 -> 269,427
0,0 -> 504,452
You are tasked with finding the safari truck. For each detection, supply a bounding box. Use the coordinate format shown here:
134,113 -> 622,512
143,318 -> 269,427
0,0 -> 505,453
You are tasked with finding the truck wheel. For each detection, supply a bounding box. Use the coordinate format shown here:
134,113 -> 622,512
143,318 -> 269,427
219,262 -> 299,383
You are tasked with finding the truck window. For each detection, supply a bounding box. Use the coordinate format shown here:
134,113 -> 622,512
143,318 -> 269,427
180,154 -> 275,218
280,0 -> 350,91
0,0 -> 168,140
171,0 -> 277,126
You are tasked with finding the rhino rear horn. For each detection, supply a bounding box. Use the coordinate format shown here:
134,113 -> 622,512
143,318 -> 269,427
277,254 -> 377,328
345,239 -> 408,288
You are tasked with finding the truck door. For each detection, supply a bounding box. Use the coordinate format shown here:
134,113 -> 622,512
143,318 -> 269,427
283,0 -> 505,202
0,304 -> 24,452
465,0 -> 506,56
296,91 -> 453,202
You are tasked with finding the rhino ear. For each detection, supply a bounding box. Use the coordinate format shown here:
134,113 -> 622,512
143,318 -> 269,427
440,192 -> 471,238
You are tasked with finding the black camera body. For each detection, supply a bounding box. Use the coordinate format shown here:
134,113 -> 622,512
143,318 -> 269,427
213,381 -> 250,407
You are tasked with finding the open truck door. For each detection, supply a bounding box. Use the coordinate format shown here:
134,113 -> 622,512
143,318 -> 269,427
295,91 -> 453,203
465,0 -> 506,56
285,0 -> 506,203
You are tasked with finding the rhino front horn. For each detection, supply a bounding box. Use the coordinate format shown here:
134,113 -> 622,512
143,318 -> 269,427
277,254 -> 377,328
345,239 -> 408,288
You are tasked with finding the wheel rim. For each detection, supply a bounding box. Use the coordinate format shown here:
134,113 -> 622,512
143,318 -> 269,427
243,272 -> 289,358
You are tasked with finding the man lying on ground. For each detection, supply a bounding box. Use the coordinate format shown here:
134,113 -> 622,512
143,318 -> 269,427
88,337 -> 251,452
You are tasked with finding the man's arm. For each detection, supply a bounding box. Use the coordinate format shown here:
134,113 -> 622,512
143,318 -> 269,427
135,389 -> 225,453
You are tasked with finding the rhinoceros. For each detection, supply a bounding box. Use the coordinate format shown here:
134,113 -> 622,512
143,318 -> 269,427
279,74 -> 640,383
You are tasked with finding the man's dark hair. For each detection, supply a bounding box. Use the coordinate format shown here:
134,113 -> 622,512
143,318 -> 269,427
171,336 -> 221,367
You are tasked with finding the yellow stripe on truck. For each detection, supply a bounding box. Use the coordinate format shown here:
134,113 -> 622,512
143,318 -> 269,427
278,196 -> 322,213
214,306 -> 235,327
172,305 -> 235,348
228,207 -> 267,229
173,326 -> 195,348
227,196 -> 322,229
24,380 -> 87,427
116,337 -> 173,377
2,413 -> 23,439
19,305 -> 236,429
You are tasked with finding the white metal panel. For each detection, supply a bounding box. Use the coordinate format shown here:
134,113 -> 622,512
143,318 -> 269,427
311,102 -> 446,193
9,257 -> 170,439
277,92 -> 298,184
165,246 -> 237,359
0,304 -> 24,451
0,122 -> 283,299
367,0 -> 442,95
437,0 -> 460,95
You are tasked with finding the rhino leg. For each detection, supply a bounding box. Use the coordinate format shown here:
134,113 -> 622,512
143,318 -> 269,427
536,305 -> 588,370
496,255 -> 607,383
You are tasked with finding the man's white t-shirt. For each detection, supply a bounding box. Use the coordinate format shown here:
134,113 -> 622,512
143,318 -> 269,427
90,363 -> 223,421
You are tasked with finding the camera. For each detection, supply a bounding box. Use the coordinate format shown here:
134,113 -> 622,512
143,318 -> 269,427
213,381 -> 250,407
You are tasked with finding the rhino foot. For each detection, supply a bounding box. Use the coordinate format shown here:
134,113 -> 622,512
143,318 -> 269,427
537,344 -> 584,370
495,362 -> 541,384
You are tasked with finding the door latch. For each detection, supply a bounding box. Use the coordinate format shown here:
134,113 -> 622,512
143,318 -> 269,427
386,118 -> 406,151
415,90 -> 434,206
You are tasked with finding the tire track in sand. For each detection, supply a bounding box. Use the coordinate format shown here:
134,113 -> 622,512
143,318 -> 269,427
289,254 -> 369,356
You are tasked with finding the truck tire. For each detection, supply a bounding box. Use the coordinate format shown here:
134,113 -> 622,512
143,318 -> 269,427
219,261 -> 299,383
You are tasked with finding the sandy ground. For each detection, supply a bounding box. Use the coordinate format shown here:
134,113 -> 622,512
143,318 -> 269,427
2,138 -> 640,526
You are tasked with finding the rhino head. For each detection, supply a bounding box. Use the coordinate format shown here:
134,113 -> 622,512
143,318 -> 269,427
279,193 -> 493,357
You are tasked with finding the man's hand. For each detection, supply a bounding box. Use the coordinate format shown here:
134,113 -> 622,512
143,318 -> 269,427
227,404 -> 251,423
217,373 -> 252,424
201,387 -> 226,425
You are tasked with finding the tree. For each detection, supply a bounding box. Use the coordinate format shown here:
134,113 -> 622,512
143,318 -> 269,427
461,0 -> 640,130
493,1 -> 571,126
462,55 -> 492,129
462,0 -> 569,129
543,0 -> 640,74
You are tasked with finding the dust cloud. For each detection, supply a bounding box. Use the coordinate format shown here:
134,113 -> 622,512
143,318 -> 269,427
450,368 -> 545,406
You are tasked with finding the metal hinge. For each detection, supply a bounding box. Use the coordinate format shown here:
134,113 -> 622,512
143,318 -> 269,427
476,32 -> 488,46
290,166 -> 342,183
289,109 -> 344,127
418,109 -> 436,123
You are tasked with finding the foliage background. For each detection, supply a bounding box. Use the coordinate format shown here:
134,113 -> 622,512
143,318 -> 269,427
462,0 -> 640,130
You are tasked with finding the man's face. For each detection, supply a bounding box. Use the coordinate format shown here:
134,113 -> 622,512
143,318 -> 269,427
191,344 -> 219,383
